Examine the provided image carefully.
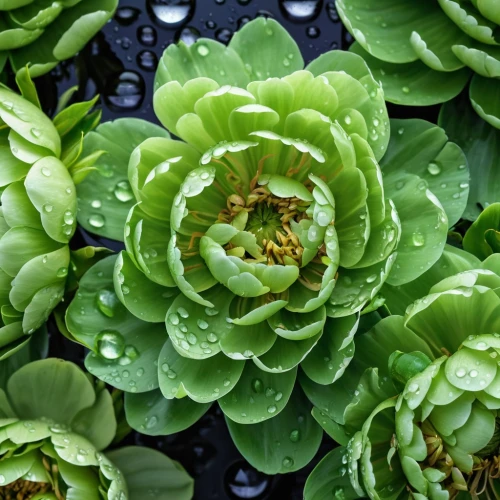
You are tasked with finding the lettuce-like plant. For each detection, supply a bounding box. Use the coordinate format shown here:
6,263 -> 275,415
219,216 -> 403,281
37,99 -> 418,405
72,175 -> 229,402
0,72 -> 105,359
338,0 -> 500,128
304,252 -> 500,499
0,0 -> 118,77
66,18 -> 470,473
0,358 -> 193,500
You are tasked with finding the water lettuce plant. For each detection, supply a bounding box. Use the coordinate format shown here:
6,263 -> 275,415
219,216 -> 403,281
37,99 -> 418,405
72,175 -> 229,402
65,17 -> 471,473
0,358 -> 193,499
304,253 -> 500,499
0,72 -> 105,360
0,0 -> 118,77
338,0 -> 500,128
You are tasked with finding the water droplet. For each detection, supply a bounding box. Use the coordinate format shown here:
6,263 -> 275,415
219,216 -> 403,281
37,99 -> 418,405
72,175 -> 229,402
43,203 -> 53,213
289,429 -> 300,442
412,232 -> 425,247
197,319 -> 209,330
282,456 -> 294,468
178,307 -> 189,318
31,127 -> 41,138
187,333 -> 197,345
344,114 -> 352,125
41,166 -> 51,177
56,267 -> 68,278
224,460 -> 271,499
176,26 -> 200,46
63,210 -> 74,225
306,26 -> 320,38
116,6 -> 141,25
114,180 -> 134,202
469,369 -> 478,378
89,214 -> 105,228
366,274 -> 377,283
137,50 -> 158,71
136,368 -> 145,377
95,330 -> 125,360
96,289 -> 120,317
251,378 -> 263,393
197,43 -> 210,56
146,415 -> 158,429
215,27 -> 233,44
427,162 -> 441,176
138,25 -> 157,46
147,0 -> 193,27
402,86 -> 410,94
455,367 -> 467,378
267,405 -> 277,414
104,71 -> 145,111
125,345 -> 139,359
280,0 -> 321,22
327,2 -> 339,22
91,199 -> 102,209
223,378 -> 231,387
207,332 -> 218,343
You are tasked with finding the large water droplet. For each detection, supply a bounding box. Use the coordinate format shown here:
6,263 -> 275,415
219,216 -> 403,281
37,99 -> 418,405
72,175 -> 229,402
137,50 -> 158,71
137,25 -> 157,46
115,6 -> 141,25
427,162 -> 441,176
224,460 -> 271,499
175,26 -> 200,45
96,289 -> 120,317
89,214 -> 105,228
114,180 -> 134,202
280,0 -> 322,22
95,330 -> 125,359
104,71 -> 145,111
147,0 -> 193,27
412,232 -> 425,247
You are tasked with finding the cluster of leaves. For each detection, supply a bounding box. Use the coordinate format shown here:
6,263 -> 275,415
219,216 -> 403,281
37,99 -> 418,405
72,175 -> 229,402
1,7 -> 500,500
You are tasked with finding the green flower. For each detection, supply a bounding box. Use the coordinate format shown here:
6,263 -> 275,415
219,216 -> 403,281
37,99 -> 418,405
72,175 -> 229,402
0,358 -> 193,500
304,253 -> 500,499
338,0 -> 500,128
0,0 -> 117,77
66,18 -> 469,473
0,73 -> 104,358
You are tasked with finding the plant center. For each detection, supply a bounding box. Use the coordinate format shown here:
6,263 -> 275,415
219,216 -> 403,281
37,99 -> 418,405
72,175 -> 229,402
420,419 -> 500,498
218,185 -> 311,265
0,479 -> 56,499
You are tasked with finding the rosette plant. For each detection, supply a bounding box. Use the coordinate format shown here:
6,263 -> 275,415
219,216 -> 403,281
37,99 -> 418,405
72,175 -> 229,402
66,18 -> 470,473
0,358 -> 193,499
0,71 -> 105,360
0,0 -> 118,77
304,253 -> 500,499
337,0 -> 500,128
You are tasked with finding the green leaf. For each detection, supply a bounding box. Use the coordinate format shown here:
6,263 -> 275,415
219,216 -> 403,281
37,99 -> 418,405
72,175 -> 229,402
226,386 -> 322,474
353,40 -> 470,105
10,0 -> 118,78
158,340 -> 244,403
381,118 -> 468,228
66,255 -> 165,393
7,359 -> 95,424
469,73 -> 500,130
463,203 -> 500,259
155,38 -> 250,91
301,315 -> 359,385
15,67 -> 41,109
382,244 -> 481,315
0,88 -> 60,157
25,156 -> 77,244
218,362 -> 297,424
304,447 -> 359,500
229,18 -> 303,80
439,93 -> 500,220
77,118 -> 169,241
107,447 -> 194,500
114,251 -> 176,323
125,389 -> 210,435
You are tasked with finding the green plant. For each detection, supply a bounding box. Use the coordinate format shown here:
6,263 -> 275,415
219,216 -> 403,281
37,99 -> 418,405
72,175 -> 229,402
0,0 -> 118,77
338,0 -> 500,129
65,17 -> 470,473
304,253 -> 500,499
0,72 -> 106,360
0,358 -> 193,499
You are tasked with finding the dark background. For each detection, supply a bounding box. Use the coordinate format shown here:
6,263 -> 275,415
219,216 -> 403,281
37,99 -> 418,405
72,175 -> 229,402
39,1 -> 436,498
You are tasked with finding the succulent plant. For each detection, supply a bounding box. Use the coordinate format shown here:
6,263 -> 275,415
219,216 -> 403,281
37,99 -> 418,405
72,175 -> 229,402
337,0 -> 500,129
304,253 -> 500,499
0,71 -> 105,360
0,358 -> 193,500
65,17 -> 470,473
0,0 -> 118,77
464,203 -> 500,259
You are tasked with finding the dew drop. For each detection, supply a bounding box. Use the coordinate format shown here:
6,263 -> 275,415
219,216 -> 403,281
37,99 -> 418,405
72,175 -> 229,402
147,0 -> 193,27
282,456 -> 294,468
427,162 -> 441,176
197,43 -> 210,56
289,429 -> 300,442
455,367 -> 467,378
89,214 -> 105,228
412,232 -> 425,247
43,203 -> 53,213
41,166 -> 51,177
95,330 -> 125,360
251,378 -> 263,393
